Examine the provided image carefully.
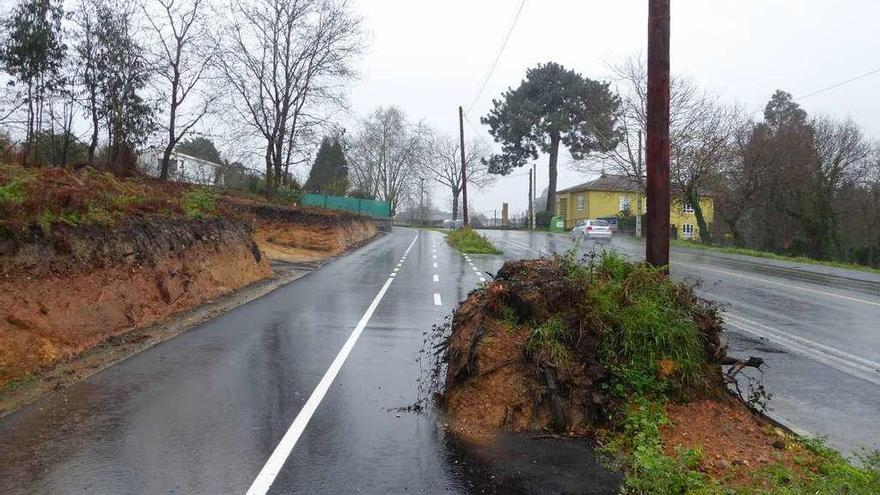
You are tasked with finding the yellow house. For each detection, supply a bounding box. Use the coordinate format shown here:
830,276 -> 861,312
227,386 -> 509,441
555,174 -> 714,240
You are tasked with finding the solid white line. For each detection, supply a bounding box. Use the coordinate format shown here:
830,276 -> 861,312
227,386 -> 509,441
246,233 -> 418,495
677,261 -> 880,307
434,293 -> 442,305
433,274 -> 439,282
726,314 -> 880,386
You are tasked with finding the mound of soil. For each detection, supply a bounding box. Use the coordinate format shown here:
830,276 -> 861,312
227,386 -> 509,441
441,258 -> 727,437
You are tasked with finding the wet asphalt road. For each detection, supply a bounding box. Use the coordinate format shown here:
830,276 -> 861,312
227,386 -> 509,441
479,229 -> 880,456
1,228 -> 877,494
0,228 -> 621,495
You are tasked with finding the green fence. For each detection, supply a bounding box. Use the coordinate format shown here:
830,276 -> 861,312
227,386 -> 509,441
302,194 -> 391,218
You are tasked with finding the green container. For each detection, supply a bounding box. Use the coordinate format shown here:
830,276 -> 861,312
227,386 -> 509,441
550,216 -> 566,232
301,193 -> 391,219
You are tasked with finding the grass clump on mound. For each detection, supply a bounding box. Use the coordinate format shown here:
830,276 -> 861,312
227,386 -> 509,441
445,227 -> 501,254
437,250 -> 880,494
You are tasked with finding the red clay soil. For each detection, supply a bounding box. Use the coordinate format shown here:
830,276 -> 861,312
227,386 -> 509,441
662,398 -> 817,486
442,259 -> 614,437
0,218 -> 270,386
0,165 -> 378,387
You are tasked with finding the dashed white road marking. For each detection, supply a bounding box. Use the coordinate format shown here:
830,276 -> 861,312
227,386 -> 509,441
434,293 -> 442,305
432,254 -> 436,259
433,274 -> 439,282
479,277 -> 486,282
433,262 -> 438,268
246,233 -> 419,495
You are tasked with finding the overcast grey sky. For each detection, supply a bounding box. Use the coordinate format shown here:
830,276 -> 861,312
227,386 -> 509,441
345,0 -> 880,217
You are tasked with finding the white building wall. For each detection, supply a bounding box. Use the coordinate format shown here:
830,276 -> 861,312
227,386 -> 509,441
138,150 -> 224,186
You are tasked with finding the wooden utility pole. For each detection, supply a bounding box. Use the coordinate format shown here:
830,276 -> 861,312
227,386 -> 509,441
636,129 -> 643,239
646,0 -> 671,268
532,163 -> 537,229
528,168 -> 533,229
459,106 -> 469,227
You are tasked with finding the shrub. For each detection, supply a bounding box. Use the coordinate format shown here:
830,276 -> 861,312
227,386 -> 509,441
182,187 -> 217,218
446,228 -> 502,254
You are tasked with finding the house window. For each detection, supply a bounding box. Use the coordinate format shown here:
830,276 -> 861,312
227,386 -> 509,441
682,202 -> 695,214
619,196 -> 631,213
682,223 -> 694,239
576,194 -> 585,212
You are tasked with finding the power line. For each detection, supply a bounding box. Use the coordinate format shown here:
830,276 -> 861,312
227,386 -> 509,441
796,66 -> 880,100
464,0 -> 527,115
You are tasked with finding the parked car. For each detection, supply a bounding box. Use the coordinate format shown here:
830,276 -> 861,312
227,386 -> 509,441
571,219 -> 613,242
596,216 -> 619,231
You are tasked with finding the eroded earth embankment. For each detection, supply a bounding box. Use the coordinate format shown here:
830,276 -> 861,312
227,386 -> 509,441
0,218 -> 269,386
0,200 -> 377,389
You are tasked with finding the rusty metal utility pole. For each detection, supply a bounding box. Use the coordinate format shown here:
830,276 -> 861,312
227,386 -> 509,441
459,106 -> 469,227
645,0 -> 670,268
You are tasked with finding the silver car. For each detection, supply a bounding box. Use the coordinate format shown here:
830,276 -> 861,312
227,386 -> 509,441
571,219 -> 613,242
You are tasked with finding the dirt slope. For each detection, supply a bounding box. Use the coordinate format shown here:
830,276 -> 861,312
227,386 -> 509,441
0,165 -> 378,387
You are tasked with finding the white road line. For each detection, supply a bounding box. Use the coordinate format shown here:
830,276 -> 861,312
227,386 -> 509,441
434,293 -> 442,305
432,254 -> 436,259
433,262 -> 438,268
726,313 -> 880,387
433,274 -> 439,282
246,233 -> 419,495
677,261 -> 880,308
479,277 -> 486,282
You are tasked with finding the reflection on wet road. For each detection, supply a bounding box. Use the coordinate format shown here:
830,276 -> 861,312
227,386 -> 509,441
480,229 -> 880,455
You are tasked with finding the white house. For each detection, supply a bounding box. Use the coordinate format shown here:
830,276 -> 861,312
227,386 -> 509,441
139,149 -> 224,186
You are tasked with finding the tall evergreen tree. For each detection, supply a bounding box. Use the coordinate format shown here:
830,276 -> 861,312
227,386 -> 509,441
177,137 -> 223,164
482,62 -> 621,214
305,137 -> 349,195
0,0 -> 66,164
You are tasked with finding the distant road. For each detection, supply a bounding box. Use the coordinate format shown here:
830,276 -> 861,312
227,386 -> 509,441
480,229 -> 880,454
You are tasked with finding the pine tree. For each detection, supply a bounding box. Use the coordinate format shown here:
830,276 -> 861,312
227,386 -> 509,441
305,137 -> 350,195
482,62 -> 621,215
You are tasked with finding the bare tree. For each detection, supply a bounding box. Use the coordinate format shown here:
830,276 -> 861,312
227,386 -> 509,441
218,0 -> 363,197
577,55 -> 743,242
72,0 -> 102,163
143,0 -> 217,179
347,106 -> 426,216
423,132 -> 493,221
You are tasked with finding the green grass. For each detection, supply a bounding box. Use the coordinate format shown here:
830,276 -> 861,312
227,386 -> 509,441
524,316 -> 571,364
555,250 -> 708,397
602,395 -> 880,494
671,239 -> 880,275
445,227 -> 502,254
0,176 -> 27,204
182,187 -> 217,218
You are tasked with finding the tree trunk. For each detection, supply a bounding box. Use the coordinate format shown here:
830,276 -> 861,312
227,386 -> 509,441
688,188 -> 713,245
264,145 -> 274,198
545,132 -> 560,216
451,188 -> 460,221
